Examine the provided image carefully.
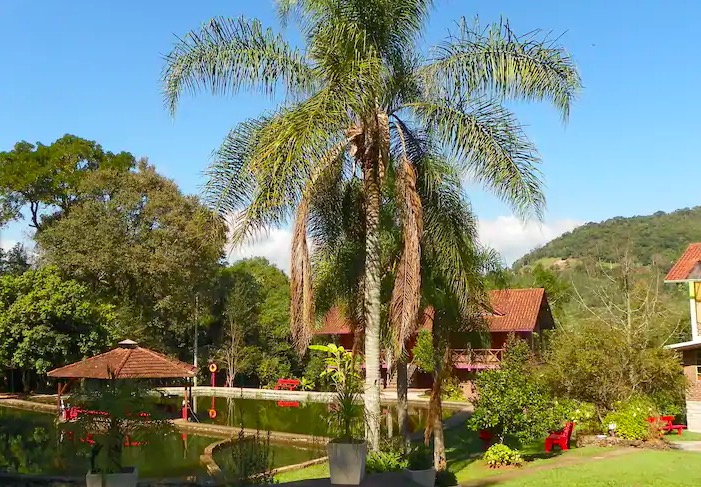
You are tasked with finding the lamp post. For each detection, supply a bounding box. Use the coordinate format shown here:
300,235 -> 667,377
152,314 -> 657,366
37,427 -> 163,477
193,295 -> 199,387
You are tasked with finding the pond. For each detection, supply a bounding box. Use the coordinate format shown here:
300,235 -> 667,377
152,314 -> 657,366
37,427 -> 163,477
0,407 -> 211,478
183,395 -> 454,438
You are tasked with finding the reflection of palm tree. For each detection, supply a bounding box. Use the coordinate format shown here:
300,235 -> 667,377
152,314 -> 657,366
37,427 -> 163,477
226,396 -> 236,427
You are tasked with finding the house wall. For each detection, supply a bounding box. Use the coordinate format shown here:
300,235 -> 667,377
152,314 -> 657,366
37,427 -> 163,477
682,350 -> 701,432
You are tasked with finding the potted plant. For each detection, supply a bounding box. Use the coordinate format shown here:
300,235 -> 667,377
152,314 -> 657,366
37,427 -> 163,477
62,376 -> 174,487
404,444 -> 435,487
309,344 -> 366,485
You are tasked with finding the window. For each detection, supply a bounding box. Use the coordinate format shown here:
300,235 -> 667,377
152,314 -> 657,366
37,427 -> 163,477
696,351 -> 701,382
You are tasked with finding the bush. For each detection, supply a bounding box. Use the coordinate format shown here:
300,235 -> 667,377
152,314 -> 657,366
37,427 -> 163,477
441,378 -> 465,401
365,450 -> 407,473
219,428 -> 275,486
553,399 -> 600,434
411,329 -> 437,373
604,395 -> 658,441
469,336 -> 559,444
406,444 -> 433,470
483,444 -> 523,468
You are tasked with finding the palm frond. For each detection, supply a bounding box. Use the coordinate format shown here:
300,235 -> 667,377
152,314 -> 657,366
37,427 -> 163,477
409,97 -> 544,220
423,18 -> 581,121
389,124 -> 423,350
162,16 -> 315,114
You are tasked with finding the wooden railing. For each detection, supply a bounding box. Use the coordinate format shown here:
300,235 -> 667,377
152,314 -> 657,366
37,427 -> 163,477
451,348 -> 503,369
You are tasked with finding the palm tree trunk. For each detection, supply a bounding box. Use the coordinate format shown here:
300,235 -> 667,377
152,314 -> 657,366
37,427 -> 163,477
430,367 -> 446,471
363,156 -> 382,452
396,356 -> 411,445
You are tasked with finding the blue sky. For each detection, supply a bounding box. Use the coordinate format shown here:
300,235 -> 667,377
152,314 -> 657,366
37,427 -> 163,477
1,0 -> 699,266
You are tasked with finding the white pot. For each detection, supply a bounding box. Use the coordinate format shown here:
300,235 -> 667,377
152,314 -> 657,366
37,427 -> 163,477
405,467 -> 436,487
327,440 -> 367,485
86,466 -> 138,487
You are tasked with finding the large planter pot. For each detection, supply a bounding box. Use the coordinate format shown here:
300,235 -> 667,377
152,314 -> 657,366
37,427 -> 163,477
86,466 -> 138,487
327,440 -> 367,485
405,467 -> 436,487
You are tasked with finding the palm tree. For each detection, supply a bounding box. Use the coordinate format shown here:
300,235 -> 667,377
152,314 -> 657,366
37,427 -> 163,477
162,1 -> 580,450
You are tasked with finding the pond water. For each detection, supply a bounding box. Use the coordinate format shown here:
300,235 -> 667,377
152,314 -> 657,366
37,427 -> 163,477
184,395 -> 453,438
0,407 -> 211,478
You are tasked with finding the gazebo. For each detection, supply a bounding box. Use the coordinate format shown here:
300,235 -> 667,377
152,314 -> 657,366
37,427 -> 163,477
48,339 -> 196,419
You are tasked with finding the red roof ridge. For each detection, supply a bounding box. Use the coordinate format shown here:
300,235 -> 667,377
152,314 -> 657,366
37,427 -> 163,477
665,243 -> 701,282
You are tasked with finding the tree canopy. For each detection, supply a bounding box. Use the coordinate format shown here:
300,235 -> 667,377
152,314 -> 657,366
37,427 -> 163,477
0,267 -> 116,379
35,160 -> 226,352
0,134 -> 135,230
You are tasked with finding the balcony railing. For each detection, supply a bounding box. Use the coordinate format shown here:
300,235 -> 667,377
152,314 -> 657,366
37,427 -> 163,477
451,348 -> 503,370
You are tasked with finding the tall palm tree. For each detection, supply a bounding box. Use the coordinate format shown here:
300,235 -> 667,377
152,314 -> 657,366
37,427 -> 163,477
162,1 -> 580,450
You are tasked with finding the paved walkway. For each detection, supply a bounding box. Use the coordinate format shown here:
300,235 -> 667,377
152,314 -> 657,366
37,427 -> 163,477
159,386 -> 471,410
282,471 -> 420,486
671,440 -> 701,451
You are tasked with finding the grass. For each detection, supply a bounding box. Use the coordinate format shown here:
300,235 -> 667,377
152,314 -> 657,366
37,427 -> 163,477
497,450 -> 701,486
276,462 -> 329,483
668,430 -> 701,441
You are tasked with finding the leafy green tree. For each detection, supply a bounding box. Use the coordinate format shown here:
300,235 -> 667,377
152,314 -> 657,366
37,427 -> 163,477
35,161 -> 226,353
0,243 -> 31,276
0,267 -> 116,390
0,134 -> 135,229
162,3 -> 580,449
469,337 -> 558,444
411,329 -> 436,374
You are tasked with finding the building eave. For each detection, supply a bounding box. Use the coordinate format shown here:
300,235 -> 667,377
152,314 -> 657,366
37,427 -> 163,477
666,340 -> 701,351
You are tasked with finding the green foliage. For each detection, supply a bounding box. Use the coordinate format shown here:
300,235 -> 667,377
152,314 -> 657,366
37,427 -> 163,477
0,134 -> 135,229
36,161 -> 226,353
552,399 -> 599,434
411,329 -> 437,374
406,443 -> 433,470
483,444 -> 523,469
365,450 -> 407,474
544,258 -> 686,416
257,356 -> 292,387
469,337 -> 560,444
604,395 -> 658,441
514,206 -> 701,270
221,428 -> 276,486
441,378 -> 466,402
0,267 -> 116,376
309,344 -> 363,441
303,350 -> 329,391
0,243 -> 31,276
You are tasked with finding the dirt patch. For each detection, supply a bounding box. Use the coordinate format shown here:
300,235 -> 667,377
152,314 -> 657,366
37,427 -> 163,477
576,434 -> 672,450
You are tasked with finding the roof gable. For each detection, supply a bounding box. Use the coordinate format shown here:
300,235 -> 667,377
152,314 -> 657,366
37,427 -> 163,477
666,243 -> 701,282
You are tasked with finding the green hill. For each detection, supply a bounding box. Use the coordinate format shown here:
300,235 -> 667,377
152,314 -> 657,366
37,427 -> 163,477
514,206 -> 701,270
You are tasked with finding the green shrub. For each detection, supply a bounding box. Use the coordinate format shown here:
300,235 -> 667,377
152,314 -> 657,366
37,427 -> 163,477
441,378 -> 466,401
604,395 -> 658,440
411,330 -> 437,373
365,450 -> 407,473
483,444 -> 523,468
406,444 -> 433,470
553,399 -> 599,434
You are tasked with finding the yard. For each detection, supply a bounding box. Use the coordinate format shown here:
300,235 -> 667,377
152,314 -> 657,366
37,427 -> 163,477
276,428 -> 701,486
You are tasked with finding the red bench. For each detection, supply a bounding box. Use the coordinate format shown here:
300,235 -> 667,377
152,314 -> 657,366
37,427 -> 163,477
274,378 -> 300,391
647,416 -> 686,436
478,430 -> 494,450
545,421 -> 576,452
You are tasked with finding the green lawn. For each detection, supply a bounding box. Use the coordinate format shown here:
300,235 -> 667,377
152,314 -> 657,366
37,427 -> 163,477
498,450 -> 701,486
669,430 -> 701,442
276,462 -> 329,483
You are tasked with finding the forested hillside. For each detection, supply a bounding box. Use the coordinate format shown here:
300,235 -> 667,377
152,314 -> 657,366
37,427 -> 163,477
514,206 -> 701,269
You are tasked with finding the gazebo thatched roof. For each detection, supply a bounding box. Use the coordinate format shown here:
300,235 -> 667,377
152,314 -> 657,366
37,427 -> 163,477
47,340 -> 196,379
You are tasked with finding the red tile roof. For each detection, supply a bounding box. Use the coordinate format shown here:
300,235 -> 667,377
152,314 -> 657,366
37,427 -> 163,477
315,288 -> 547,335
316,306 -> 352,334
665,243 -> 701,282
47,340 -> 196,379
486,288 -> 546,332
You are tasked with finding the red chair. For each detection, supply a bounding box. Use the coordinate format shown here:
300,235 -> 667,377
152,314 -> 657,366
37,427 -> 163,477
478,430 -> 494,450
545,422 -> 575,452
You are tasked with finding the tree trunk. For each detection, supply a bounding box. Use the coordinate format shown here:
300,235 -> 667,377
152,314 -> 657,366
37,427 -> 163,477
396,356 -> 411,445
430,366 -> 446,471
363,156 -> 382,452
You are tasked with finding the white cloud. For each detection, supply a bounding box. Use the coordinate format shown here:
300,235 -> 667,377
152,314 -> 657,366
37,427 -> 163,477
223,215 -> 583,274
227,228 -> 293,273
478,216 -> 584,266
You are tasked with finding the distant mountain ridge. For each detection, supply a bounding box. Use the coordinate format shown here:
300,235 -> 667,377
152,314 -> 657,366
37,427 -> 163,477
514,206 -> 701,270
